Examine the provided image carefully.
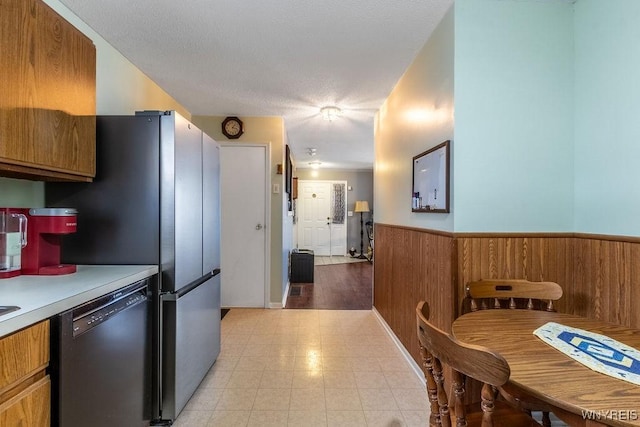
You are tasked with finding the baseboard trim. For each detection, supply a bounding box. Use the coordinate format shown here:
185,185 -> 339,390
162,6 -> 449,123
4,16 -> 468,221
281,281 -> 291,308
372,307 -> 425,386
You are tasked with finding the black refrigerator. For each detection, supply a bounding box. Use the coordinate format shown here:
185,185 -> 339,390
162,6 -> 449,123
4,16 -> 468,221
47,110 -> 221,424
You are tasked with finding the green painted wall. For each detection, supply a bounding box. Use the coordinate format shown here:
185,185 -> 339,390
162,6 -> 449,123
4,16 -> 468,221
454,0 -> 574,232
574,0 -> 640,236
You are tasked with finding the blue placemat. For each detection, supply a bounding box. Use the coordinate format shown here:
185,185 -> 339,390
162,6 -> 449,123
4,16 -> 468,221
533,322 -> 640,385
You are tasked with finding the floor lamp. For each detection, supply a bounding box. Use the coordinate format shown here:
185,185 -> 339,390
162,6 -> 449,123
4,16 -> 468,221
354,201 -> 370,259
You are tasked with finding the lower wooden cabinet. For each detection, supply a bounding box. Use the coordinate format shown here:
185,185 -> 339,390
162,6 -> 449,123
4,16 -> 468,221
0,320 -> 50,427
0,376 -> 50,427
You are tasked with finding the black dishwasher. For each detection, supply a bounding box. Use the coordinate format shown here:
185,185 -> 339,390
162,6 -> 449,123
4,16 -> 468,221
50,278 -> 153,427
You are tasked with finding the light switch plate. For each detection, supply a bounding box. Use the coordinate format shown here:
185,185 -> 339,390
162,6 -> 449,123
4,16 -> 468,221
273,184 -> 280,193
348,211 -> 353,217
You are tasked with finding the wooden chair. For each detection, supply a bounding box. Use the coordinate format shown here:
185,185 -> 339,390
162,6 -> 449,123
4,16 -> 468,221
416,301 -> 541,427
465,279 -> 564,427
466,279 -> 563,313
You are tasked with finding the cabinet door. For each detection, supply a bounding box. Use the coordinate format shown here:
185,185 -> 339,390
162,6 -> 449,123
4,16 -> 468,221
0,320 -> 49,393
0,376 -> 50,427
0,0 -> 96,181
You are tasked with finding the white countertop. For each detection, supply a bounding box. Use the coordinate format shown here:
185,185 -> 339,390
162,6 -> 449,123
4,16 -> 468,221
0,265 -> 158,337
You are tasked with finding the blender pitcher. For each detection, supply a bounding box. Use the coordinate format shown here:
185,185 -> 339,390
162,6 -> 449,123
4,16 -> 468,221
0,209 -> 28,278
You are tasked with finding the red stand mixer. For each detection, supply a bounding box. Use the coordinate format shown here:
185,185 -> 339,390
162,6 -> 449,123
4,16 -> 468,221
21,208 -> 78,275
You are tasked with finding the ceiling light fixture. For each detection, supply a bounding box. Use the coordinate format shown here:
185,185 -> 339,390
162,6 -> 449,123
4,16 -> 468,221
307,148 -> 317,156
308,161 -> 322,169
320,106 -> 342,121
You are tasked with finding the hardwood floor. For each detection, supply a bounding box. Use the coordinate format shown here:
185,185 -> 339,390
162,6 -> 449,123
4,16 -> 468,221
285,262 -> 373,309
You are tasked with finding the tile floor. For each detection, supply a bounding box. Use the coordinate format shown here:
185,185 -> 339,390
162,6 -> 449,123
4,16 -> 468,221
173,308 -> 428,426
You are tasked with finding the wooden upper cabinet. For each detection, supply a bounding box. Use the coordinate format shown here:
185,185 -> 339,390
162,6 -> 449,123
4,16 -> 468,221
0,0 -> 96,182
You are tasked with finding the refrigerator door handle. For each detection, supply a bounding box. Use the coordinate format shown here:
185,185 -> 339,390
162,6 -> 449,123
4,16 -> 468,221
164,272 -> 215,301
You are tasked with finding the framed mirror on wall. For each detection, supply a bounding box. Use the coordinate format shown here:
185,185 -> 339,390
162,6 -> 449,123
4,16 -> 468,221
412,140 -> 450,213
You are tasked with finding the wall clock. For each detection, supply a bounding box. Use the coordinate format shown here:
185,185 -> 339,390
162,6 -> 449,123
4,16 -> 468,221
221,116 -> 244,139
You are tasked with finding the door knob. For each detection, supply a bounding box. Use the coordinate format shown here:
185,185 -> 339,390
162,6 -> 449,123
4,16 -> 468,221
256,224 -> 263,230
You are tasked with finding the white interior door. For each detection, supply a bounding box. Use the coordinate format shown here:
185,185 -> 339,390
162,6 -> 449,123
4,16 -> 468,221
220,144 -> 269,307
297,180 -> 347,256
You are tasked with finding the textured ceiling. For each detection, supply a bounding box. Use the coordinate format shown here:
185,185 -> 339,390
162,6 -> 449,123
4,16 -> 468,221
60,0 -> 453,169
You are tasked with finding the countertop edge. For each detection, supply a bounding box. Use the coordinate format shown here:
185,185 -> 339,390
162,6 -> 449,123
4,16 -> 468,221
0,265 -> 158,338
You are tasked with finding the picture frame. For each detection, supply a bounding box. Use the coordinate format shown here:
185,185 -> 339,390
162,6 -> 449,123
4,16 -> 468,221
412,140 -> 450,213
285,145 -> 292,195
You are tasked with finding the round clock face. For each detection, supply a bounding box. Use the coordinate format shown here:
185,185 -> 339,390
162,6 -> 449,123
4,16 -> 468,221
222,117 -> 244,139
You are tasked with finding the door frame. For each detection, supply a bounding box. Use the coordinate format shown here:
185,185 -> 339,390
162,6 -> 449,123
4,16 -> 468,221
220,142 -> 271,308
296,179 -> 348,256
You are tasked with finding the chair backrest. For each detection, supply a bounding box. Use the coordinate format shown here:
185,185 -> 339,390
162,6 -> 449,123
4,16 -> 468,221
466,279 -> 563,312
416,301 -> 510,427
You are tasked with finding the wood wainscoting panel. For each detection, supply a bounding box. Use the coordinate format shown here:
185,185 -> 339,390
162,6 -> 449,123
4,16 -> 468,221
573,237 -> 640,329
374,226 -> 639,367
457,236 -> 574,315
373,224 -> 455,365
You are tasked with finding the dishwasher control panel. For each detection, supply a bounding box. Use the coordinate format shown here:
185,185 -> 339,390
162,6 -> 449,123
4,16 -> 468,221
72,288 -> 148,337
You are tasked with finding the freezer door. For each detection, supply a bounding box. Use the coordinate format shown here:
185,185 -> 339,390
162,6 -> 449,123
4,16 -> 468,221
161,273 -> 220,421
161,112 -> 204,291
202,133 -> 220,274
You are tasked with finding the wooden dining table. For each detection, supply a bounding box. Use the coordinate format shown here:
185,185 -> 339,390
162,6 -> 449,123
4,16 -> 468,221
452,310 -> 640,427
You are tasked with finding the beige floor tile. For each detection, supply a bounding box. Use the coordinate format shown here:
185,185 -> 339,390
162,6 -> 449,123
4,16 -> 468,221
250,333 -> 277,345
241,343 -> 272,357
383,371 -> 423,389
354,371 -> 388,388
358,388 -> 399,411
215,388 -> 258,411
325,388 -> 362,411
289,388 -> 326,411
200,369 -> 233,389
323,370 -> 357,388
226,370 -> 264,388
263,355 -> 295,371
210,357 -> 239,371
247,410 -> 289,427
288,410 -> 328,427
180,310 -> 429,427
252,388 -> 291,411
172,410 -> 213,426
402,410 -> 430,427
234,356 -> 268,371
259,370 -> 294,389
378,357 -> 411,372
322,356 -> 352,371
293,354 -> 323,371
349,357 -> 381,372
219,343 -> 247,358
292,370 -> 325,388
184,387 -> 224,411
327,410 -> 367,427
363,410 -> 407,427
391,388 -> 429,411
207,410 -> 250,427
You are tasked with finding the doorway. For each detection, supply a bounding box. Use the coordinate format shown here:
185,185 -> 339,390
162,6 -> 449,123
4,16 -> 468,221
220,144 -> 270,307
296,180 -> 347,256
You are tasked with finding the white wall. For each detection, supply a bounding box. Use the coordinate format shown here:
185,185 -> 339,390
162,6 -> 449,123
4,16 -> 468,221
374,6 -> 455,231
573,0 -> 640,236
453,0 -> 574,232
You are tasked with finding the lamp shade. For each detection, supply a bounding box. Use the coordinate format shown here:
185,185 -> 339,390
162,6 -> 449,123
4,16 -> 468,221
354,200 -> 370,213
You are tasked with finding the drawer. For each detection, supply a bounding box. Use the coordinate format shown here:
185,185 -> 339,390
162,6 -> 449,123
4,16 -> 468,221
0,320 -> 49,395
0,375 -> 50,427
